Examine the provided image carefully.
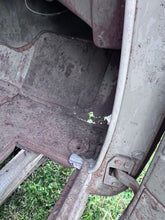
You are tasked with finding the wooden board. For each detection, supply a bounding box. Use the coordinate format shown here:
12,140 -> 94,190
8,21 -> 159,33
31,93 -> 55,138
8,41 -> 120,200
0,149 -> 45,206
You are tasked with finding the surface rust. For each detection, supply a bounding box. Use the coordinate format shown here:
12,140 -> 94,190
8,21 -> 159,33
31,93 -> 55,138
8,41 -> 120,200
130,189 -> 165,220
0,32 -> 118,167
115,169 -> 140,194
48,162 -> 91,220
58,0 -> 125,49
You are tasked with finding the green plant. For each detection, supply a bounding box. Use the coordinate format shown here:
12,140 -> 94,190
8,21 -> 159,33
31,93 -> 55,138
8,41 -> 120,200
82,189 -> 133,220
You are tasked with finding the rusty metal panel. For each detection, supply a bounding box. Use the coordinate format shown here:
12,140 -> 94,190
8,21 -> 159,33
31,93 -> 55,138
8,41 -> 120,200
22,33 -> 109,110
0,1 -> 164,218
105,0 -> 165,170
145,156 -> 165,206
58,0 -> 125,48
91,0 -> 125,48
50,162 -> 91,220
119,135 -> 165,220
0,31 -> 119,167
0,45 -> 34,87
130,189 -> 165,220
88,0 -> 165,197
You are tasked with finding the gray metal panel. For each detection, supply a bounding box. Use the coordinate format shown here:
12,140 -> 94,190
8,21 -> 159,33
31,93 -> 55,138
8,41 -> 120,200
120,135 -> 165,219
130,189 -> 165,220
146,156 -> 165,206
0,31 -> 119,167
91,0 -> 165,172
89,0 -> 165,197
106,0 -> 165,164
0,0 -> 92,47
22,33 -> 110,110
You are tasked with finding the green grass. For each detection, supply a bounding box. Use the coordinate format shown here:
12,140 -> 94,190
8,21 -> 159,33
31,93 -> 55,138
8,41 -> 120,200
0,152 -> 153,220
0,160 -> 73,220
82,189 -> 133,220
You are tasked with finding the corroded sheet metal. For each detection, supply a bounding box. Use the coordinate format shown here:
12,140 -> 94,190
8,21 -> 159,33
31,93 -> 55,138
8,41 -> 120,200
58,0 -> 125,48
91,0 -> 125,48
88,0 -> 165,196
48,162 -> 91,220
22,33 -> 110,110
0,32 -> 119,167
146,155 -> 165,206
120,135 -> 165,219
0,94 -> 104,167
130,190 -> 165,220
0,45 -> 34,87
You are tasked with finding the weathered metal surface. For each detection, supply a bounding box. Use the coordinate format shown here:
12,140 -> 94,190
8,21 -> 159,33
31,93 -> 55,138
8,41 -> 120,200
0,0 -> 164,218
0,94 -> 104,167
0,80 -> 19,106
48,162 -> 91,220
129,190 -> 165,220
0,45 -> 34,87
58,0 -> 125,48
0,0 -> 92,47
89,0 -> 137,175
104,155 -> 135,189
119,134 -> 165,219
88,0 -> 165,196
115,169 -> 140,194
106,155 -> 135,174
91,0 -> 125,48
22,33 -> 110,110
0,32 -> 119,167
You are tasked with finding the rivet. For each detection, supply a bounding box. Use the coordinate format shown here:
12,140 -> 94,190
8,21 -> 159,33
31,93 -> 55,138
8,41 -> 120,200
124,161 -> 130,169
114,160 -> 122,166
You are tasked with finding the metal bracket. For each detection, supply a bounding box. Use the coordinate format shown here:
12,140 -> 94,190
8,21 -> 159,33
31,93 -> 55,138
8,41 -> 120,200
104,155 -> 139,193
115,169 -> 140,194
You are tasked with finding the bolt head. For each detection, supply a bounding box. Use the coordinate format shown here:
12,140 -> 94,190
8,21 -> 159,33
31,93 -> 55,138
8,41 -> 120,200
114,160 -> 123,166
124,161 -> 131,169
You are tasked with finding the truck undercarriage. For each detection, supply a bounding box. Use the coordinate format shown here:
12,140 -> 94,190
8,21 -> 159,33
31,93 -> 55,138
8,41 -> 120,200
0,0 -> 164,219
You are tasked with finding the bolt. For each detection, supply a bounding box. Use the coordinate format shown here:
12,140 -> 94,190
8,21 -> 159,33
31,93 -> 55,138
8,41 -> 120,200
124,161 -> 131,169
114,160 -> 123,166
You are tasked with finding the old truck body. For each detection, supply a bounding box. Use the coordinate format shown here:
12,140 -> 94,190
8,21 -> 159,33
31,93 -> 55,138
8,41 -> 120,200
0,0 -> 164,219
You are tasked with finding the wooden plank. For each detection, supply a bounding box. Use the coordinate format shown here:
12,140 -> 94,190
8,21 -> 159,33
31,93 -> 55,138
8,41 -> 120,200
0,140 -> 16,164
0,149 -> 45,206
